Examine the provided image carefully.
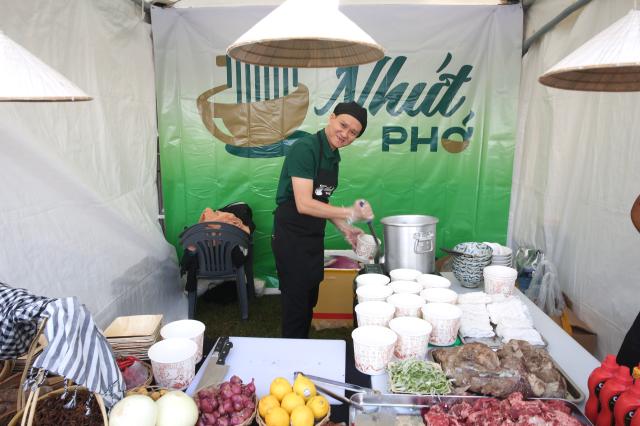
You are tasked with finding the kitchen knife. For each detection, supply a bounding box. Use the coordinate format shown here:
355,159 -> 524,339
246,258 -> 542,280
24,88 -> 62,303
196,336 -> 233,391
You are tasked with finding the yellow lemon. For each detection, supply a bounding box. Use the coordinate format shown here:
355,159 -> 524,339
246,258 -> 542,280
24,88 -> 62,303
280,392 -> 305,414
290,405 -> 315,426
258,394 -> 280,419
269,377 -> 293,402
265,406 -> 289,426
293,373 -> 317,401
306,395 -> 330,420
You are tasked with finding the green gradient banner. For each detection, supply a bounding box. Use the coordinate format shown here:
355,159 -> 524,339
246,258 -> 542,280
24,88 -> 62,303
151,4 -> 523,285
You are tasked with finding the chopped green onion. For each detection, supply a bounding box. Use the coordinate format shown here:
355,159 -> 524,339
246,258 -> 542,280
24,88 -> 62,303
387,359 -> 452,395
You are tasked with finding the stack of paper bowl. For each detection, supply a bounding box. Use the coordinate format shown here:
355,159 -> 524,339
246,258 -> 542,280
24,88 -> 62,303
389,268 -> 422,282
352,326 -> 397,375
421,303 -> 462,346
420,287 -> 458,304
485,243 -> 513,267
355,301 -> 396,327
451,242 -> 493,288
417,274 -> 451,289
483,265 -> 518,296
386,293 -> 424,317
356,284 -> 393,303
388,317 -> 432,360
390,280 -> 422,295
355,273 -> 390,288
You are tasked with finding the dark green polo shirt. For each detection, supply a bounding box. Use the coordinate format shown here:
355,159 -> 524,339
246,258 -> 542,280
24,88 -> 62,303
275,130 -> 341,205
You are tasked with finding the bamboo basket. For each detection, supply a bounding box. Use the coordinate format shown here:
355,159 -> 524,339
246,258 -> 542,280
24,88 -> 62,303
0,360 -> 14,382
195,384 -> 257,426
125,384 -> 169,400
256,406 -> 330,426
8,384 -> 107,426
120,359 -> 153,390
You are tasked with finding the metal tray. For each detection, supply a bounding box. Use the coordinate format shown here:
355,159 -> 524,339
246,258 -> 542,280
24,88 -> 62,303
348,393 -> 592,425
428,347 -> 585,404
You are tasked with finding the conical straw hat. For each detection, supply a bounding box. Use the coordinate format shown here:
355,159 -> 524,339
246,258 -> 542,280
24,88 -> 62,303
227,0 -> 384,68
539,9 -> 640,92
0,31 -> 92,101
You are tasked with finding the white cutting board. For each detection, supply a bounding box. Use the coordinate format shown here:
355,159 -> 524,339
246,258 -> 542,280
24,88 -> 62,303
188,337 -> 346,404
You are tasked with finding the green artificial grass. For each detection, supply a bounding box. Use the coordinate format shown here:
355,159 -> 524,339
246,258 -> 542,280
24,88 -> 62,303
195,293 -> 353,342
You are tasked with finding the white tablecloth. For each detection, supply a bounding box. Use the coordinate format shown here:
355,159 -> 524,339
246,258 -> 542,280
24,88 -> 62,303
371,272 -> 599,410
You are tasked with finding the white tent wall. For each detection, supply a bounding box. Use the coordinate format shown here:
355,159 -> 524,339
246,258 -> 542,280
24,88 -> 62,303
510,0 -> 640,358
0,0 -> 187,326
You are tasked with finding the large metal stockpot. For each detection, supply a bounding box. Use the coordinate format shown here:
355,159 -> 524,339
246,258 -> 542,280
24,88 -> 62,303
380,215 -> 438,274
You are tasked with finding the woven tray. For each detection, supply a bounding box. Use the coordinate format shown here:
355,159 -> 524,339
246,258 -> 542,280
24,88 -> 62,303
8,385 -> 107,426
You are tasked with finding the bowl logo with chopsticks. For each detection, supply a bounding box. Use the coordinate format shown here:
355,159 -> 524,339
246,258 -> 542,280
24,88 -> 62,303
197,55 -> 310,158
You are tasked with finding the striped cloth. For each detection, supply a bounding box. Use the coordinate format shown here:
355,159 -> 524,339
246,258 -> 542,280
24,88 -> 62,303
0,283 -> 53,359
33,297 -> 124,407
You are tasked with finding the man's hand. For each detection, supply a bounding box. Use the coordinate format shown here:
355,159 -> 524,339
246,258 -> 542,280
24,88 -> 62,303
342,226 -> 364,250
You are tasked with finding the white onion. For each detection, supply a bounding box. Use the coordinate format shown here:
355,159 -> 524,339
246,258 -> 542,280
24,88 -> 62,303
109,394 -> 157,426
156,390 -> 199,426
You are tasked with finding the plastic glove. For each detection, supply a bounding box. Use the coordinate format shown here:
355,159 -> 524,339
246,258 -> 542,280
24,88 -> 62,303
342,226 -> 364,250
349,199 -> 374,223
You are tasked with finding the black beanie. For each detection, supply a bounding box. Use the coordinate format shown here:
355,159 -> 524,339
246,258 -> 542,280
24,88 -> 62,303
333,101 -> 367,137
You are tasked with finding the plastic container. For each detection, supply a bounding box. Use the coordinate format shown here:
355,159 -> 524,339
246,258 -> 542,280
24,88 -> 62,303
356,284 -> 393,303
596,366 -> 632,426
388,317 -> 432,360
416,274 -> 451,289
390,280 -> 423,295
585,354 -> 619,423
352,326 -> 397,375
421,303 -> 462,346
355,273 -> 390,288
614,379 -> 640,426
148,338 -> 197,390
354,301 -> 396,327
160,319 -> 206,363
386,293 -> 424,318
420,288 -> 458,304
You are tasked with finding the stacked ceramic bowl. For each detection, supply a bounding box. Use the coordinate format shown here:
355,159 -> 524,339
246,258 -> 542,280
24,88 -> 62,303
484,242 -> 513,267
451,242 -> 493,288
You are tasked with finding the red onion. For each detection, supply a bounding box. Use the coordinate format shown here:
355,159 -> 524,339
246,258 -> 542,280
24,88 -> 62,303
200,398 -> 214,414
222,388 -> 234,399
203,413 -> 217,425
223,400 -> 234,414
197,417 -> 207,426
246,401 -> 255,412
232,402 -> 242,411
245,379 -> 256,395
230,383 -> 241,395
231,394 -> 243,404
217,416 -> 230,426
220,382 -> 231,393
230,375 -> 242,385
210,398 -> 219,409
217,403 -> 226,415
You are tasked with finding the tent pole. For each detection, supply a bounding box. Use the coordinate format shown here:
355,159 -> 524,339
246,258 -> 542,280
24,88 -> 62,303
522,0 -> 593,56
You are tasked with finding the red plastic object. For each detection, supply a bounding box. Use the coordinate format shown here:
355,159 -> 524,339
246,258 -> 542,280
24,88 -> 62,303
614,380 -> 640,426
586,355 -> 620,422
596,365 -> 633,426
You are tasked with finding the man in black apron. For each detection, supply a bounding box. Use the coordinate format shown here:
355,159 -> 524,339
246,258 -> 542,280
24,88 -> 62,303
272,102 -> 374,338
